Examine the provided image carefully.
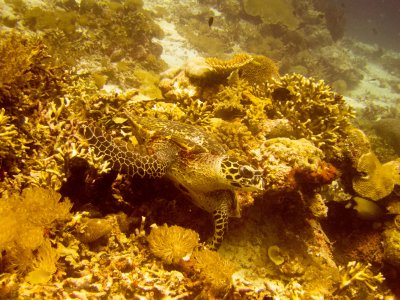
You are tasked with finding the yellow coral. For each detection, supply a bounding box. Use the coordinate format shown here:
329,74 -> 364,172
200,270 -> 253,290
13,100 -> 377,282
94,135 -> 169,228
205,53 -> 253,73
21,186 -> 72,227
339,261 -> 384,292
192,248 -> 235,295
147,224 -> 199,264
0,186 -> 71,273
352,152 -> 399,201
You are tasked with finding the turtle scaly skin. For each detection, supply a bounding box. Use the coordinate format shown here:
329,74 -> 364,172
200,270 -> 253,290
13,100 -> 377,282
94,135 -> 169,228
80,115 -> 263,249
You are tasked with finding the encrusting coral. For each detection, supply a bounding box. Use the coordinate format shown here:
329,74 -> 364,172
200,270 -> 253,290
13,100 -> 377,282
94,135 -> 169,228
352,152 -> 400,201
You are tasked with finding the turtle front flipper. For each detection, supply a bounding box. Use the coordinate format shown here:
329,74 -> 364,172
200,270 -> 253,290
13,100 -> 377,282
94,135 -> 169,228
205,190 -> 235,250
80,125 -> 167,178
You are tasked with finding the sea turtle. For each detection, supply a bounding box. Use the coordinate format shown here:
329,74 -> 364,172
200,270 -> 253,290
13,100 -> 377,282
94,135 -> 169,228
80,111 -> 264,249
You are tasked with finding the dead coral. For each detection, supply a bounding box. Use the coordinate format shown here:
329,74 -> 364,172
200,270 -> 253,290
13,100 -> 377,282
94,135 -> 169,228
147,224 -> 199,264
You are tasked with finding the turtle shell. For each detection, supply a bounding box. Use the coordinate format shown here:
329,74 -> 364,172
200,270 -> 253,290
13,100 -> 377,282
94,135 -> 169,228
125,113 -> 226,155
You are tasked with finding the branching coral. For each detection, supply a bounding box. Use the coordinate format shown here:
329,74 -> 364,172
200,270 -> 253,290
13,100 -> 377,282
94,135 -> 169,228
0,108 -> 19,158
352,152 -> 400,201
266,73 -> 355,153
338,261 -> 384,292
147,224 -> 199,264
0,33 -> 68,112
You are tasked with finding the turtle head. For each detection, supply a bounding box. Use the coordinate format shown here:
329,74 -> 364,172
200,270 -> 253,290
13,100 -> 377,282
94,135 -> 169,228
220,157 -> 264,191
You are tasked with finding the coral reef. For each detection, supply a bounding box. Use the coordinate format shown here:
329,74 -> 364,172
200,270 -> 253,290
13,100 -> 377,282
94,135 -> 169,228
0,0 -> 399,293
383,227 -> 400,268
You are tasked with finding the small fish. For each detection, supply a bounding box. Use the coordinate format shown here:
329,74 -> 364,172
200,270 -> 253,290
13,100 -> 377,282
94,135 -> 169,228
208,17 -> 214,28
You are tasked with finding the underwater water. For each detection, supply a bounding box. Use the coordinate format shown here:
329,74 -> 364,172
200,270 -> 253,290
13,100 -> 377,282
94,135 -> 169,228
0,0 -> 400,299
344,0 -> 400,51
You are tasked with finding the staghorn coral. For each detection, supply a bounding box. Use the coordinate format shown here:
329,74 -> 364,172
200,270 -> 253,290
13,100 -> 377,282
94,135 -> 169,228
192,248 -> 235,296
338,261 -> 384,292
266,73 -> 355,154
147,224 -> 199,264
352,152 -> 400,201
0,108 -> 19,158
0,33 -> 68,113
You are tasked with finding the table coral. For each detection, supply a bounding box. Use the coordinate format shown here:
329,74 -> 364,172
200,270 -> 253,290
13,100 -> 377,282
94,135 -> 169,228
352,152 -> 400,201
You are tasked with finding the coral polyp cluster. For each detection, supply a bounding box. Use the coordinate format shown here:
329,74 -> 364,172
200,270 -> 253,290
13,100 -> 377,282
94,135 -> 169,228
147,224 -> 199,264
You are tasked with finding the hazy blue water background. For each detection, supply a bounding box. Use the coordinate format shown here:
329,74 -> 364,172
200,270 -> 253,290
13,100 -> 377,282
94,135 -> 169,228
342,0 -> 400,51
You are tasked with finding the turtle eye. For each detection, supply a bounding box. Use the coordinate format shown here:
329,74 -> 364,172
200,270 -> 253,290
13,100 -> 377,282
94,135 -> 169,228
239,165 -> 254,178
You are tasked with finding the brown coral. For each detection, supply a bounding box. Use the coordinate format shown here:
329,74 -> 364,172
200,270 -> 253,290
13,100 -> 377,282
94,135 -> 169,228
352,152 -> 400,201
147,224 -> 199,264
